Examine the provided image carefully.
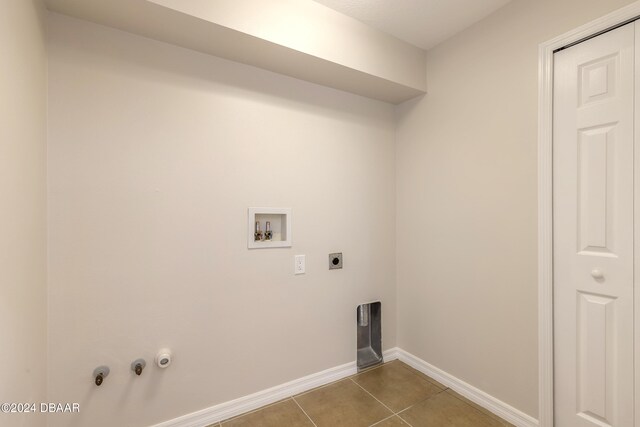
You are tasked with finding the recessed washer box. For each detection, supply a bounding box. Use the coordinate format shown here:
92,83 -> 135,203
247,207 -> 292,249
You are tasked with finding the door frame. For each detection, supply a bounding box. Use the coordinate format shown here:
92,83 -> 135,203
538,2 -> 640,426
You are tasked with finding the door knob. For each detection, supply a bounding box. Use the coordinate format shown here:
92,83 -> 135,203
591,269 -> 604,279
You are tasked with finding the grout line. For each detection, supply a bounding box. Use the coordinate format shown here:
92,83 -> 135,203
349,378 -> 395,415
218,398 -> 290,424
443,390 -> 514,426
351,360 -> 392,378
395,361 -> 448,391
293,375 -> 353,398
395,412 -> 414,427
394,406 -> 417,427
350,366 -> 455,427
394,388 -> 450,427
367,413 -> 397,427
292,396 -> 318,427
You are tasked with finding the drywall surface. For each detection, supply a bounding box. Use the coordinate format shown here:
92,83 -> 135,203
0,1 -> 48,426
395,0 -> 636,418
47,13 -> 396,427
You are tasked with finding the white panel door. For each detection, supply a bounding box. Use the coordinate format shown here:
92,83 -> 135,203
554,22 -> 634,427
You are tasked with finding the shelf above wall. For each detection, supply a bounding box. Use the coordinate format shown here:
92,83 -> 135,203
44,0 -> 427,104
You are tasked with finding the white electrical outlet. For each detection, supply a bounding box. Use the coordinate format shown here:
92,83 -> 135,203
294,255 -> 305,275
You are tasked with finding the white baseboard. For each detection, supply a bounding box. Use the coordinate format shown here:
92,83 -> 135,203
151,348 -> 398,427
151,347 -> 537,427
395,349 -> 539,427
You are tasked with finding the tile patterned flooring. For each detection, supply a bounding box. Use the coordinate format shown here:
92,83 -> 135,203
208,360 -> 513,427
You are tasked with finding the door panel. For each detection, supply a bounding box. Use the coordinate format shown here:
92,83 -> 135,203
553,22 -> 634,427
578,124 -> 617,255
576,292 -> 616,423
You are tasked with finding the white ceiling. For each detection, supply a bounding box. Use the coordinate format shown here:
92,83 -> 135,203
311,0 -> 511,50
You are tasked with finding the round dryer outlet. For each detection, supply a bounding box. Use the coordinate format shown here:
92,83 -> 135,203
329,253 -> 342,269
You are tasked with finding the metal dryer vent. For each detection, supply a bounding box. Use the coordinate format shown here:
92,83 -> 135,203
356,301 -> 382,371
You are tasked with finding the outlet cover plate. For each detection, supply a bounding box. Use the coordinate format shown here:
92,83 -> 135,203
295,255 -> 306,275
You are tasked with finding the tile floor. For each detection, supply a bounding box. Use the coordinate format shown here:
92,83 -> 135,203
208,360 -> 513,427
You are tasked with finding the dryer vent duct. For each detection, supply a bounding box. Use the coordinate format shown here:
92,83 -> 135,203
356,301 -> 382,371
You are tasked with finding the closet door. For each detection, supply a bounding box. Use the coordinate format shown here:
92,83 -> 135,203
553,22 -> 634,426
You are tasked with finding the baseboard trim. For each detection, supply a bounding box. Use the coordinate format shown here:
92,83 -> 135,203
395,349 -> 539,427
151,347 -> 538,427
151,348 -> 398,427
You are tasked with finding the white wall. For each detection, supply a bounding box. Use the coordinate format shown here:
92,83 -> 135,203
47,13 -> 396,427
395,0 -> 636,418
0,1 -> 48,426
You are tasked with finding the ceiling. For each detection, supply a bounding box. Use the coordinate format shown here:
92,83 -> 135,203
311,0 -> 511,50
